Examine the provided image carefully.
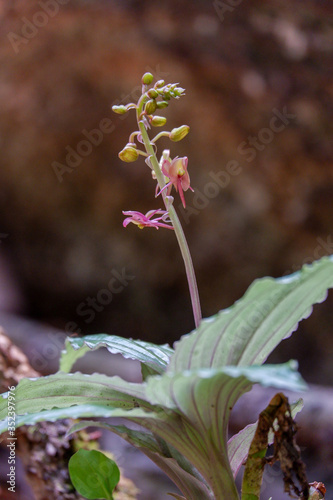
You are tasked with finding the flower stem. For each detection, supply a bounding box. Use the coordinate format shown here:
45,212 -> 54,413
136,103 -> 202,327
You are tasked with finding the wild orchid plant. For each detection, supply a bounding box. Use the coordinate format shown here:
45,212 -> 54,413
0,73 -> 332,500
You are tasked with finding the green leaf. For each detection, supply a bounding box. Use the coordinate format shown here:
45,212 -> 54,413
8,398 -> 214,499
141,363 -> 158,380
222,361 -> 307,392
2,258 -> 327,499
68,420 -> 213,499
147,362 -> 305,415
0,363 -> 303,500
146,453 -> 212,500
228,398 -> 304,478
0,372 -> 151,430
228,422 -> 258,478
0,404 -> 153,434
68,419 -> 163,452
60,334 -> 173,374
0,400 -> 214,500
68,449 -> 120,500
169,256 -> 333,371
60,342 -> 90,373
144,362 -> 305,500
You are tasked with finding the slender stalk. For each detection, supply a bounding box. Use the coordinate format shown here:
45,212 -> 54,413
136,99 -> 202,327
151,131 -> 170,143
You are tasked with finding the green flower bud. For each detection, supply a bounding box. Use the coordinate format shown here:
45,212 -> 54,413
118,144 -> 139,162
151,116 -> 167,127
147,89 -> 158,99
142,72 -> 153,85
145,99 -> 157,115
173,87 -> 186,97
112,105 -> 127,115
156,101 -> 169,109
154,80 -> 165,88
169,125 -> 190,141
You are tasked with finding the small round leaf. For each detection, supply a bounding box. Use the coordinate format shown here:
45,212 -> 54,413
69,449 -> 120,500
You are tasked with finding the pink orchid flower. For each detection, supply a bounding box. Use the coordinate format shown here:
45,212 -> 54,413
160,154 -> 194,208
122,209 -> 174,230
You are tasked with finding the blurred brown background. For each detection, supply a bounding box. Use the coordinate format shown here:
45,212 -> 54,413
0,0 -> 332,388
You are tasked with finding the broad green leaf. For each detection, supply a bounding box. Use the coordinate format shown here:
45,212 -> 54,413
228,422 -> 258,478
145,452 -> 213,500
222,361 -> 306,392
60,342 -> 90,373
147,362 -> 305,416
145,362 -> 305,500
69,449 -> 119,500
0,363 -> 303,500
68,420 -> 163,452
0,377 -> 214,500
71,421 -> 202,481
68,420 -> 213,499
60,334 -> 173,374
228,398 -> 304,478
141,363 -> 159,380
0,372 -> 215,498
0,399 -> 213,499
0,404 -> 153,434
66,406 -> 217,499
169,257 -> 333,371
124,412 -> 217,499
0,372 -> 151,427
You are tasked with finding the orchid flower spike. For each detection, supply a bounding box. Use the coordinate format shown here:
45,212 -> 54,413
159,152 -> 194,208
122,209 -> 174,230
113,73 -> 202,327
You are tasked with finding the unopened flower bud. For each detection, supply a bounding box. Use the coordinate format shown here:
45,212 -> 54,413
147,89 -> 158,99
145,99 -> 157,115
169,125 -> 190,141
142,72 -> 153,85
112,105 -> 127,115
162,149 -> 171,161
155,80 -> 165,88
156,101 -> 169,109
151,116 -> 167,127
119,144 -> 139,162
173,87 -> 186,97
